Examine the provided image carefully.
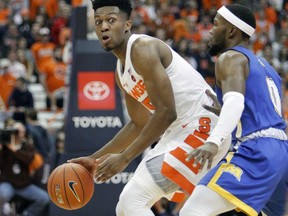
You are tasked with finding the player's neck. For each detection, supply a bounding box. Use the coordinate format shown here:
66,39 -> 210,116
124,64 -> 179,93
112,32 -> 132,66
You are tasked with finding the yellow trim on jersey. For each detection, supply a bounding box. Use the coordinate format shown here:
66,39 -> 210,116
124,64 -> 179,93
207,152 -> 258,216
236,121 -> 242,139
225,152 -> 234,163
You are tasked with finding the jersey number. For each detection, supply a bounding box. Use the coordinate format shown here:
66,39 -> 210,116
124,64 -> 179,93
266,77 -> 282,116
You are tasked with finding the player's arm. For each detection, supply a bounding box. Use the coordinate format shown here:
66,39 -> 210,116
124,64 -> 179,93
186,51 -> 248,170
91,71 -> 151,159
205,51 -> 248,145
120,38 -> 176,162
68,71 -> 151,174
216,50 -> 248,95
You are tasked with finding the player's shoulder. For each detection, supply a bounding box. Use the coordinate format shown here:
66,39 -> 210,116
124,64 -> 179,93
218,50 -> 247,64
132,35 -> 163,51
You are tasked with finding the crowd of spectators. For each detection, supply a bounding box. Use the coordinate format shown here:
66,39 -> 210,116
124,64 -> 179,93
0,0 -> 288,215
1,0 -> 287,121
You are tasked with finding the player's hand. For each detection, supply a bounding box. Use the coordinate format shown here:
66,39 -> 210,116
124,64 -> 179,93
185,142 -> 218,172
68,155 -> 98,176
94,153 -> 129,183
202,89 -> 221,116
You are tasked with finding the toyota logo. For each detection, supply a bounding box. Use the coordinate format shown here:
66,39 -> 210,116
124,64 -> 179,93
83,81 -> 110,101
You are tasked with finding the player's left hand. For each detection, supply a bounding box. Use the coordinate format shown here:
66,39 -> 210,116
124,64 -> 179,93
185,142 -> 218,172
94,153 -> 129,182
202,89 -> 221,116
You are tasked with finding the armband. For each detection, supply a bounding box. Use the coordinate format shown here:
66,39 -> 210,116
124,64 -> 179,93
206,91 -> 244,146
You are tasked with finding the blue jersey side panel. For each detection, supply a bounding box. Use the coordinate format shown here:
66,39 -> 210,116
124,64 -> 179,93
215,46 -> 286,139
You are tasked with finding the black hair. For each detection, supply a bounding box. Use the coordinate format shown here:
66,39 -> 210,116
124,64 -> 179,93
17,77 -> 28,84
26,108 -> 38,121
226,4 -> 256,38
91,0 -> 133,18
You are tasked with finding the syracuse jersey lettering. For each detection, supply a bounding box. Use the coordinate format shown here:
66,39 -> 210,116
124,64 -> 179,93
128,80 -> 155,111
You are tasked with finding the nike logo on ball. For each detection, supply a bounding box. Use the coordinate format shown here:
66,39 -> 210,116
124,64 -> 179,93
68,181 -> 81,202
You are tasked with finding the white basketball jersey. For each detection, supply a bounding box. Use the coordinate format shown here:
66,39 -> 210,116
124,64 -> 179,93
117,35 -> 231,198
117,34 -> 215,131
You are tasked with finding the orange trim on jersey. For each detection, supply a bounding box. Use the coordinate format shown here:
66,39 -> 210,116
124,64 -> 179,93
162,122 -> 211,199
184,134 -> 205,149
161,161 -> 195,194
193,130 -> 209,140
170,192 -> 187,203
169,147 -> 200,173
162,133 -> 207,195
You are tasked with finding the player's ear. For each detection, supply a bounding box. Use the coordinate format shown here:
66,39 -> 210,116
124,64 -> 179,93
125,20 -> 132,32
229,26 -> 238,37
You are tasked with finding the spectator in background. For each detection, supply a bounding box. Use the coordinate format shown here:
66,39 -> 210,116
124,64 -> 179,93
34,9 -> 49,28
0,1 -> 10,25
259,0 -> 278,25
18,8 -> 32,44
72,0 -> 84,7
7,49 -> 26,79
26,109 -> 53,189
279,2 -> 288,29
179,0 -> 199,24
202,0 -> 232,12
45,0 -> 59,19
254,8 -> 276,42
171,15 -> 189,42
259,44 -> 282,73
0,59 -> 16,110
31,27 -> 56,74
0,1 -> 10,53
172,37 -> 197,68
17,49 -> 35,83
0,121 -> 50,216
58,21 -> 72,48
29,0 -> 46,21
280,45 -> 288,73
50,3 -> 71,45
186,18 -> 202,43
253,31 -> 270,54
8,77 -> 34,124
8,77 -> 34,111
191,39 -> 215,84
17,37 -> 33,61
154,2 -> 175,39
132,1 -> 151,26
2,22 -> 20,58
40,46 -> 67,111
197,14 -> 213,41
9,0 -> 29,17
25,109 -> 51,163
54,128 -> 65,168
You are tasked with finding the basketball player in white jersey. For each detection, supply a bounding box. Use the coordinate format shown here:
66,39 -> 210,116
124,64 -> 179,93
69,0 -> 231,215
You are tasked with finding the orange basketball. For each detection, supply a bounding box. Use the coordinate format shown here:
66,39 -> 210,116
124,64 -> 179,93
47,162 -> 94,210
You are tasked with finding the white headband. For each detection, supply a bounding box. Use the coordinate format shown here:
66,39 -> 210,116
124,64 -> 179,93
217,6 -> 255,36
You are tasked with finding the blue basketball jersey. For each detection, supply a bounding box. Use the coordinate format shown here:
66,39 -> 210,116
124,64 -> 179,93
203,46 -> 288,216
215,46 -> 286,140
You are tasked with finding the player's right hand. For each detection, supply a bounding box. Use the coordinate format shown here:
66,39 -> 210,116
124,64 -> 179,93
68,155 -> 98,176
185,142 -> 218,172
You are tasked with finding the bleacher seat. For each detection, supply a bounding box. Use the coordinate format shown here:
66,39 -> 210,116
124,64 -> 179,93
28,83 -> 47,110
37,111 -> 64,131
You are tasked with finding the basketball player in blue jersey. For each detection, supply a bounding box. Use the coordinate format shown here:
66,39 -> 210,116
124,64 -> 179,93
184,4 -> 288,216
